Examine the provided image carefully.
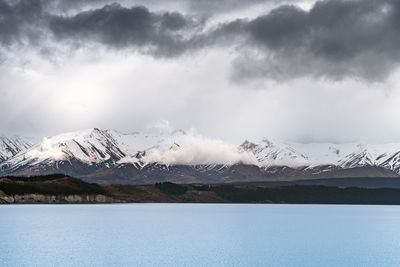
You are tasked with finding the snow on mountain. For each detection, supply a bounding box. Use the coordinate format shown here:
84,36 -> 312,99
0,136 -> 33,162
1,128 -> 126,171
0,128 -> 257,172
240,139 -> 400,174
117,129 -> 257,166
109,128 -> 187,156
3,128 -> 400,177
240,138 -> 309,167
338,143 -> 400,170
288,142 -> 357,167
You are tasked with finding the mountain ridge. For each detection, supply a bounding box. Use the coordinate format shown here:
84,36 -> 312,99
0,136 -> 33,162
1,128 -> 400,184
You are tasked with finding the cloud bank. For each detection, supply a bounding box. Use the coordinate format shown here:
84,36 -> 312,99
119,130 -> 259,166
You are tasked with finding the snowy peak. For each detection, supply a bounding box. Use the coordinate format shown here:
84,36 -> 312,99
0,136 -> 33,162
242,138 -> 400,174
3,129 -> 400,178
3,128 -> 127,169
54,128 -> 126,163
239,139 -> 309,167
337,143 -> 400,169
0,128 -> 211,171
108,128 -> 187,156
339,149 -> 375,168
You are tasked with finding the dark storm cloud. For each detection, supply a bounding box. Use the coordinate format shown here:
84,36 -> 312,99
0,0 -> 45,47
2,0 -> 400,81
0,0 -> 205,57
226,0 -> 400,81
48,3 -> 205,57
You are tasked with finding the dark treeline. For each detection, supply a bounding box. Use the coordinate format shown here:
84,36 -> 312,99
3,175 -> 400,204
0,175 -> 107,196
155,182 -> 188,195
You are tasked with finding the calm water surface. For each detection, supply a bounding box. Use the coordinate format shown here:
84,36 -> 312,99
1,204 -> 400,266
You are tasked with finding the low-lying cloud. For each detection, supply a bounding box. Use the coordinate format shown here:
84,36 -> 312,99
119,130 -> 259,166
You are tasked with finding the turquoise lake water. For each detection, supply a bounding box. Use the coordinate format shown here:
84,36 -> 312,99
1,204 -> 400,266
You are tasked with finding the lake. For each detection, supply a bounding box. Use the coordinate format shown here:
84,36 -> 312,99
1,204 -> 400,266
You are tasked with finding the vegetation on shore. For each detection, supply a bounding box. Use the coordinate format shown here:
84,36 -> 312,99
2,174 -> 400,204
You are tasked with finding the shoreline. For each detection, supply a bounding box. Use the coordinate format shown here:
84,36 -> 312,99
3,175 -> 400,205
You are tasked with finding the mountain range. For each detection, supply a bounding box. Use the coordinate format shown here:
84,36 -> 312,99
0,128 -> 399,184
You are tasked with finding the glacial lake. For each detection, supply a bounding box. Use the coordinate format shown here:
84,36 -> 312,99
1,204 -> 400,266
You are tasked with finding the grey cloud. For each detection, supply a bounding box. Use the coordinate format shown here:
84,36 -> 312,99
227,0 -> 400,81
0,0 -> 45,47
2,0 -> 400,81
48,0 -> 292,14
179,0 -> 291,14
49,4 -> 205,57
0,1 -> 206,58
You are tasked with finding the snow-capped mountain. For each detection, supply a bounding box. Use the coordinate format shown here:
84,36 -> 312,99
1,128 -> 400,184
239,139 -> 309,167
0,128 -> 255,177
240,139 -> 400,174
2,128 -> 126,170
0,128 -> 178,172
0,136 -> 33,162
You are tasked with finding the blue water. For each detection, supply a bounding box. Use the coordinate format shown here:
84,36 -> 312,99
1,204 -> 400,267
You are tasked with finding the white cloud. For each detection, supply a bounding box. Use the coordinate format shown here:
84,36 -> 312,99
119,129 -> 258,165
2,44 -> 400,144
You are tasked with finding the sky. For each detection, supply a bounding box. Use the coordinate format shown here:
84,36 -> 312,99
1,0 -> 400,144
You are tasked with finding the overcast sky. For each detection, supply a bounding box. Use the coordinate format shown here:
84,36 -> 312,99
1,0 -> 400,143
